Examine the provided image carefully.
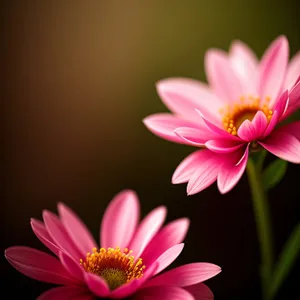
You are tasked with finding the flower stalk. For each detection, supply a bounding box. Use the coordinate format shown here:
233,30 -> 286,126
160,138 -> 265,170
246,157 -> 274,300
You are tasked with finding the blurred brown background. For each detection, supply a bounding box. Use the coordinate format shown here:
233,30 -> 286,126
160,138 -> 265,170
2,0 -> 300,299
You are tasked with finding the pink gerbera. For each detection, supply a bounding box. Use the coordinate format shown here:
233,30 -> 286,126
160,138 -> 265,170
5,190 -> 221,299
144,35 -> 300,195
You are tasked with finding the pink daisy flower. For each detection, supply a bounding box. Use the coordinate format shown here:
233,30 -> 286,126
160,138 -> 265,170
144,35 -> 300,195
5,190 -> 221,299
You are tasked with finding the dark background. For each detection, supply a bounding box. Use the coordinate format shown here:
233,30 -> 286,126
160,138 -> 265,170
2,0 -> 300,299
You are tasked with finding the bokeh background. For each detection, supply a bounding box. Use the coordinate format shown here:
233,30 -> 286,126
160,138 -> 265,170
2,0 -> 300,299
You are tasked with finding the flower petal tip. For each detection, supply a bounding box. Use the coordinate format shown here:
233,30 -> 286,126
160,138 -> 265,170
214,265 -> 222,272
42,209 -> 51,218
271,35 -> 289,52
187,190 -> 196,196
4,248 -> 10,259
121,188 -> 136,194
57,202 -> 67,214
180,218 -> 190,229
171,176 -> 180,184
155,79 -> 167,91
187,182 -> 204,196
194,108 -> 203,118
142,116 -> 155,128
157,205 -> 168,216
218,185 -> 232,195
142,116 -> 150,125
177,243 -> 185,253
30,218 -> 37,225
4,246 -> 22,261
277,35 -> 288,43
57,202 -> 65,208
204,263 -> 222,276
30,218 -> 43,230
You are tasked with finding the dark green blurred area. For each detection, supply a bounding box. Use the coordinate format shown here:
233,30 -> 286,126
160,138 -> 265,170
3,0 -> 300,299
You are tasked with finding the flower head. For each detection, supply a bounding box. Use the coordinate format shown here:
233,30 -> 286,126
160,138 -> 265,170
144,36 -> 300,195
5,190 -> 221,299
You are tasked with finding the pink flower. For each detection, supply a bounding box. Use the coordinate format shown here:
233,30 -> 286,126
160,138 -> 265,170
5,190 -> 221,299
144,36 -> 300,195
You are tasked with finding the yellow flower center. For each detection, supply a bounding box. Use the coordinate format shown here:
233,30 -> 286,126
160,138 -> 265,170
80,247 -> 145,290
219,96 -> 273,136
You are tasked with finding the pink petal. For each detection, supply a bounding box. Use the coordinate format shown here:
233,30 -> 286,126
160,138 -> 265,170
143,113 -> 200,145
186,150 -> 222,195
129,206 -> 167,258
174,127 -> 210,146
172,150 -> 204,184
237,120 -> 256,142
110,262 -> 158,299
205,139 -> 244,153
185,283 -> 214,300
37,287 -> 93,300
251,111 -> 268,138
153,243 -> 185,275
284,51 -> 300,90
205,49 -> 243,102
288,78 -> 300,112
84,272 -> 110,298
156,78 -> 222,125
217,146 -> 249,194
135,286 -> 195,300
58,203 -> 97,257
142,218 -> 190,266
261,110 -> 279,139
277,121 -> 300,140
146,263 -> 221,288
31,219 -> 60,256
43,210 -> 81,261
196,109 -> 241,141
59,251 -> 84,281
229,40 -> 258,95
237,111 -> 268,141
100,190 -> 140,249
259,131 -> 300,163
5,246 -> 78,285
258,36 -> 289,106
273,90 -> 289,119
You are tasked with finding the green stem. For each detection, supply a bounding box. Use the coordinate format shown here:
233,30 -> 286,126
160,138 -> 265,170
256,149 -> 267,172
246,157 -> 274,300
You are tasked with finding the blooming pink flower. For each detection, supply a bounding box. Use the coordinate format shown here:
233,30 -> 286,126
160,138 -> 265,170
144,36 -> 300,195
5,190 -> 221,299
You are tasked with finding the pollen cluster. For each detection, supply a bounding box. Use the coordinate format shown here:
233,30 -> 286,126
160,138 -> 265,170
80,247 -> 145,290
219,96 -> 273,136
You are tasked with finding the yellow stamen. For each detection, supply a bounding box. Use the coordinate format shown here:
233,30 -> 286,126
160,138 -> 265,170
80,247 -> 145,290
220,96 -> 273,136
